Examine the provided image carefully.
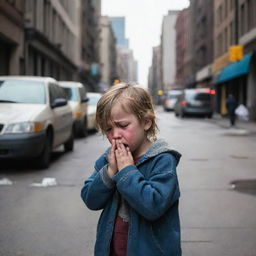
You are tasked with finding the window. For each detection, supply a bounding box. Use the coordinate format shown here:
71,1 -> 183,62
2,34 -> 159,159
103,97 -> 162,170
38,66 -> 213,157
0,80 -> 45,104
7,0 -> 15,5
220,5 -> 223,23
229,21 -> 233,45
63,87 -> 78,101
247,0 -> 253,30
49,83 -> 60,104
79,87 -> 86,100
224,27 -> 228,52
230,0 -> 234,10
225,0 -> 228,17
241,4 -> 245,35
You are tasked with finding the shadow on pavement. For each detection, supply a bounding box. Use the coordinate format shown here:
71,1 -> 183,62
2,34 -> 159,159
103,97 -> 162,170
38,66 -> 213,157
230,179 -> 256,196
0,151 -> 65,172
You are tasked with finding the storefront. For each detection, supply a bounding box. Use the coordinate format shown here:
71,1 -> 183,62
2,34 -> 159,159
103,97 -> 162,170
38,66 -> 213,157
215,52 -> 256,119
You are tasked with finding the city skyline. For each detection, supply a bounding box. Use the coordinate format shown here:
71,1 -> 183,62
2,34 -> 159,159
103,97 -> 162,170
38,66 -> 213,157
102,0 -> 189,87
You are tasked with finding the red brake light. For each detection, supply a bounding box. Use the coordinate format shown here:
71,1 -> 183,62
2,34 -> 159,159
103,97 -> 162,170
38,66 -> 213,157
181,100 -> 187,106
210,89 -> 215,95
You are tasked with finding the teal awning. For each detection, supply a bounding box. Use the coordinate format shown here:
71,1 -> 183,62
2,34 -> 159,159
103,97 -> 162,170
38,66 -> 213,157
217,53 -> 253,83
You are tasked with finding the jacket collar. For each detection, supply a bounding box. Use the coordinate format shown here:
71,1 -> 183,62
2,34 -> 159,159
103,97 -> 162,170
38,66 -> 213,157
136,138 -> 181,166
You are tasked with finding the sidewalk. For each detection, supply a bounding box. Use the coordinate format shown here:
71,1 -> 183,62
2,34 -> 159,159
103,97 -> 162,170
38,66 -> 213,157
209,113 -> 256,135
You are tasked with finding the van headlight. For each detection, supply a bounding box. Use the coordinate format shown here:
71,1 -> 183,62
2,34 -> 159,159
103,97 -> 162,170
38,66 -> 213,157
4,122 -> 43,134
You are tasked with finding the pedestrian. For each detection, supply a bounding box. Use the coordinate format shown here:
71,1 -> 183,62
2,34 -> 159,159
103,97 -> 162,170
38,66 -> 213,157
226,94 -> 237,127
81,83 -> 182,256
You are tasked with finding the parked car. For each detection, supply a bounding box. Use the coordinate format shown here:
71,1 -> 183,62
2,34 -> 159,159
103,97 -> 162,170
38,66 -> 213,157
59,81 -> 89,137
87,92 -> 102,131
0,76 -> 74,168
163,89 -> 182,111
174,88 -> 215,118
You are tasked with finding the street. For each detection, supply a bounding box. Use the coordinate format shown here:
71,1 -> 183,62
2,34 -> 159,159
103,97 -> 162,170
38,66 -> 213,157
0,109 -> 256,256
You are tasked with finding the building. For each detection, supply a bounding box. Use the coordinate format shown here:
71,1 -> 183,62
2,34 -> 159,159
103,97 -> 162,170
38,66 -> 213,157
99,16 -> 117,91
24,0 -> 80,80
161,10 -> 178,90
109,17 -> 129,48
213,0 -> 256,120
80,0 -> 101,92
175,8 -> 189,88
238,0 -> 256,120
148,46 -> 162,104
190,0 -> 214,88
183,6 -> 195,88
116,48 -> 138,83
0,0 -> 25,75
110,16 -> 137,83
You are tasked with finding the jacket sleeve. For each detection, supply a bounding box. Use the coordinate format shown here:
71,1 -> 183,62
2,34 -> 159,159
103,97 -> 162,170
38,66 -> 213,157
81,156 -> 116,211
112,153 -> 180,221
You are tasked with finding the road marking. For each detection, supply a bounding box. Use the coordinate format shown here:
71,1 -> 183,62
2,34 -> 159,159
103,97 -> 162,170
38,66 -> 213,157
0,178 -> 13,186
30,177 -> 57,187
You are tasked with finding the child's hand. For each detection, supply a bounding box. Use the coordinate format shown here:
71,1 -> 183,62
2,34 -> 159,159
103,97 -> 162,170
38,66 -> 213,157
115,140 -> 134,171
107,140 -> 118,177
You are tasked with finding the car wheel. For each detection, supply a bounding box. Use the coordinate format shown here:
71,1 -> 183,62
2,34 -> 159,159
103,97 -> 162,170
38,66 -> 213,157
37,134 -> 51,169
79,118 -> 88,137
64,131 -> 74,152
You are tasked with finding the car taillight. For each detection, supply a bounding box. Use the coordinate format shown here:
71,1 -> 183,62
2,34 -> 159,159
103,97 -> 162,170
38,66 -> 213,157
181,100 -> 187,106
210,89 -> 215,95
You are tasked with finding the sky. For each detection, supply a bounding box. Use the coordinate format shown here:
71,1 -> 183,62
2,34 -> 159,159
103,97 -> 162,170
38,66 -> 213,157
102,0 -> 190,87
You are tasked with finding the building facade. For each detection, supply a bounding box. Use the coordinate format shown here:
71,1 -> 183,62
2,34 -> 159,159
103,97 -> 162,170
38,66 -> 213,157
0,0 -> 25,75
116,48 -> 137,83
238,0 -> 256,119
161,10 -> 178,90
213,0 -> 256,119
190,0 -> 214,88
109,17 -> 129,48
24,0 -> 80,80
109,16 -> 137,83
175,8 -> 189,88
99,16 -> 117,91
80,0 -> 101,92
183,6 -> 195,88
149,46 -> 162,104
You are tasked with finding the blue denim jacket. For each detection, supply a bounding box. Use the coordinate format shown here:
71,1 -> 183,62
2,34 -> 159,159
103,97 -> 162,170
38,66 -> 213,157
81,139 -> 182,256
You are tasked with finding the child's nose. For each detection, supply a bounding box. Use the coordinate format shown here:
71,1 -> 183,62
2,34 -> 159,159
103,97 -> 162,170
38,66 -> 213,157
112,128 -> 121,139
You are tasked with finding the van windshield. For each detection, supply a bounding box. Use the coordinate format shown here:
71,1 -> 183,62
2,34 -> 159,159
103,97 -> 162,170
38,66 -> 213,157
0,80 -> 46,104
63,87 -> 78,101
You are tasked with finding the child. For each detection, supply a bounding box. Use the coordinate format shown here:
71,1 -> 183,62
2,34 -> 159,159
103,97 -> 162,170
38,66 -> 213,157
81,83 -> 182,256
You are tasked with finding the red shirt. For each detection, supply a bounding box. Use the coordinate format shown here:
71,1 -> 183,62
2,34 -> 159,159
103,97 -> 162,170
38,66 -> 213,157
110,216 -> 129,256
110,157 -> 143,256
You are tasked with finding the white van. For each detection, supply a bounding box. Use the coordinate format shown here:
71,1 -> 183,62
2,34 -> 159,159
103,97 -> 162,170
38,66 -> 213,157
0,76 -> 74,168
59,81 -> 89,137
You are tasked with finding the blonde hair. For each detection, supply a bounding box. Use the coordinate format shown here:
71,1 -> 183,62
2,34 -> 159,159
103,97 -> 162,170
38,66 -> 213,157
96,82 -> 158,141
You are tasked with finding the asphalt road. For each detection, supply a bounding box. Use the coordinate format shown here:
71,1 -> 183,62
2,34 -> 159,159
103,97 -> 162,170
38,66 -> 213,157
0,109 -> 256,256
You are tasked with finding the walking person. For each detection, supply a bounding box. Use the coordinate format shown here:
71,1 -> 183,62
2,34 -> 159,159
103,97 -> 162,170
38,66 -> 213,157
81,83 -> 182,256
226,94 -> 237,127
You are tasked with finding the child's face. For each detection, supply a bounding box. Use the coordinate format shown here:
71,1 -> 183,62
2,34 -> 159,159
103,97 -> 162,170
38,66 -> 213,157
105,101 -> 151,157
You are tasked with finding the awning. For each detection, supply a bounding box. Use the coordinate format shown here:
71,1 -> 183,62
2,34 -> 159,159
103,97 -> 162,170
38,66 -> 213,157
217,53 -> 253,83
